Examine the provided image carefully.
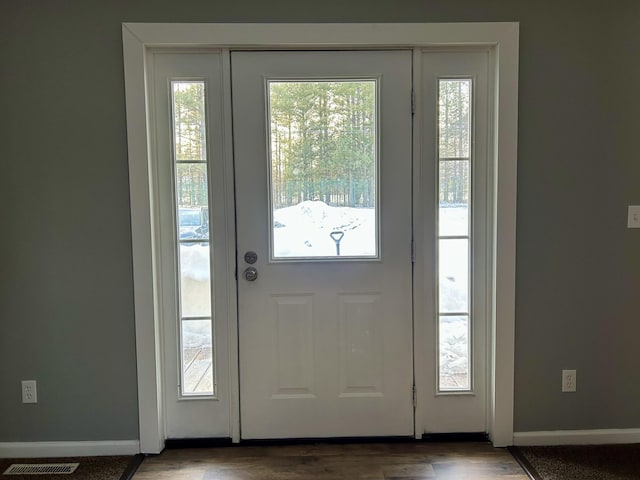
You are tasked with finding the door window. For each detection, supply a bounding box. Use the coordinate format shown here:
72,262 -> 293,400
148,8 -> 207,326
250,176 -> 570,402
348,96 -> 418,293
268,80 -> 378,260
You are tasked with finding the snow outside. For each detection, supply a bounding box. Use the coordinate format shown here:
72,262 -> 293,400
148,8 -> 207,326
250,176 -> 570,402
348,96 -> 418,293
180,202 -> 470,393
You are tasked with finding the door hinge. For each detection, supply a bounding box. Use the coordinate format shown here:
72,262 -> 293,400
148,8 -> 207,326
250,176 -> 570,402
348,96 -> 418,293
411,89 -> 415,115
412,385 -> 417,408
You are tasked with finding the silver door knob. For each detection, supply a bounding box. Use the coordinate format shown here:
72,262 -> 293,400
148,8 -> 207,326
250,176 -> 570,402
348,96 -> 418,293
244,251 -> 258,264
243,267 -> 258,282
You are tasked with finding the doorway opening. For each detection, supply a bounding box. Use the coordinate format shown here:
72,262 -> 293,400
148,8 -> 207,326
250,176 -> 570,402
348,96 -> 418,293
122,22 -> 519,453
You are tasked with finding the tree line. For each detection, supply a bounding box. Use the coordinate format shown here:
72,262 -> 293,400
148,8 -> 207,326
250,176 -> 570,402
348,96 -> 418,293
173,82 -> 208,208
170,79 -> 471,210
439,80 -> 470,206
270,81 -> 376,208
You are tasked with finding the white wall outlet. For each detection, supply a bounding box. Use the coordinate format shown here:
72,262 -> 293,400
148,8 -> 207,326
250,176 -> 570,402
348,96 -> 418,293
628,206 -> 640,228
562,370 -> 576,393
21,380 -> 37,403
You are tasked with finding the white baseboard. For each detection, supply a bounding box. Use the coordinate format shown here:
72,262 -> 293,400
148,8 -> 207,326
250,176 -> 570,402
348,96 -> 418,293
0,440 -> 140,458
514,429 -> 640,446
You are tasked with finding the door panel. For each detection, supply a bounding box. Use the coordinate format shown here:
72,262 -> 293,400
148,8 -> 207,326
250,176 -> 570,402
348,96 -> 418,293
338,293 -> 384,397
151,51 -> 232,438
417,50 -> 489,433
232,50 -> 414,439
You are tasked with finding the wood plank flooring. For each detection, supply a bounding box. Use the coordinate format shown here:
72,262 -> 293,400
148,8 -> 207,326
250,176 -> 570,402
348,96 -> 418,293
133,442 -> 529,479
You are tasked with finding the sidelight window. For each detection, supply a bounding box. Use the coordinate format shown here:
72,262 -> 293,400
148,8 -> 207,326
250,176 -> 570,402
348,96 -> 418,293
437,79 -> 472,392
171,81 -> 214,396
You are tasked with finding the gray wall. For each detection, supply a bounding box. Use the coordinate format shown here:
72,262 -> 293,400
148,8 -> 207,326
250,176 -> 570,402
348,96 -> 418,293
1,0 -> 638,441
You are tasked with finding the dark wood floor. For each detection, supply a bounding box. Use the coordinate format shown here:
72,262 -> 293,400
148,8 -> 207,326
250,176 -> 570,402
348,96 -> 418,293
133,442 -> 529,479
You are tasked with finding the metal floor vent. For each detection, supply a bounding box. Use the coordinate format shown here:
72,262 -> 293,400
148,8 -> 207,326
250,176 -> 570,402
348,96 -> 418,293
3,463 -> 79,475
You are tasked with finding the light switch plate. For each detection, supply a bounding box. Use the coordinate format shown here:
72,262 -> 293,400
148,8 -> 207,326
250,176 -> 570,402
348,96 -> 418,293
628,206 -> 640,228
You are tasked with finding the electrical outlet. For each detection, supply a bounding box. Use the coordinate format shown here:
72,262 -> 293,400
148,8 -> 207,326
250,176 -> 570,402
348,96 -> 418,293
629,206 -> 640,228
562,370 -> 576,393
21,380 -> 37,404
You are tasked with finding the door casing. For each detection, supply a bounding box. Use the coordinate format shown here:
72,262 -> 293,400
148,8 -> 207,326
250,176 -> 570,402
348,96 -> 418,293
122,22 -> 519,453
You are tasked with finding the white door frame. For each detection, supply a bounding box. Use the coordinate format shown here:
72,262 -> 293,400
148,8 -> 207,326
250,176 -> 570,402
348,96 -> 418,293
122,22 -> 519,453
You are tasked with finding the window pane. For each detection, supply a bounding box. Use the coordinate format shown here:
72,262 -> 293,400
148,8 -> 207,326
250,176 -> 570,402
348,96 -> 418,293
439,160 -> 469,236
439,315 -> 470,390
269,81 -> 377,259
172,80 -> 214,396
176,163 -> 209,211
172,81 -> 207,161
181,319 -> 213,395
437,79 -> 473,394
179,244 -> 211,318
439,239 -> 469,313
439,79 -> 471,159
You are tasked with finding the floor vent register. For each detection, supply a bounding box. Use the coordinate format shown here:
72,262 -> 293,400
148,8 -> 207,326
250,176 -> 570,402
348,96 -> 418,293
3,463 -> 79,475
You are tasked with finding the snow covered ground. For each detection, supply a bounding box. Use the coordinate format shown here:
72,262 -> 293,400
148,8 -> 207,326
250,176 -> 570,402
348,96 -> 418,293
179,200 -> 470,390
273,201 -> 376,257
439,316 -> 470,390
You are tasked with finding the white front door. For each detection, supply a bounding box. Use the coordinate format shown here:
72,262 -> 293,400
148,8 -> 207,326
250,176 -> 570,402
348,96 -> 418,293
232,51 -> 414,439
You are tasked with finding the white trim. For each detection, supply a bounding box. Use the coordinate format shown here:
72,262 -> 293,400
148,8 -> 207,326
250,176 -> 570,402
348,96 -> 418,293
124,22 -> 516,48
122,22 -> 519,452
0,441 -> 140,459
122,26 -> 165,455
411,49 -> 425,440
220,49 -> 241,443
514,429 -> 640,446
489,26 -> 519,448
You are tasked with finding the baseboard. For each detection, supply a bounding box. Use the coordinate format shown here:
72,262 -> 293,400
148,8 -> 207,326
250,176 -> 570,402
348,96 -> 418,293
513,429 -> 640,446
0,440 -> 140,458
